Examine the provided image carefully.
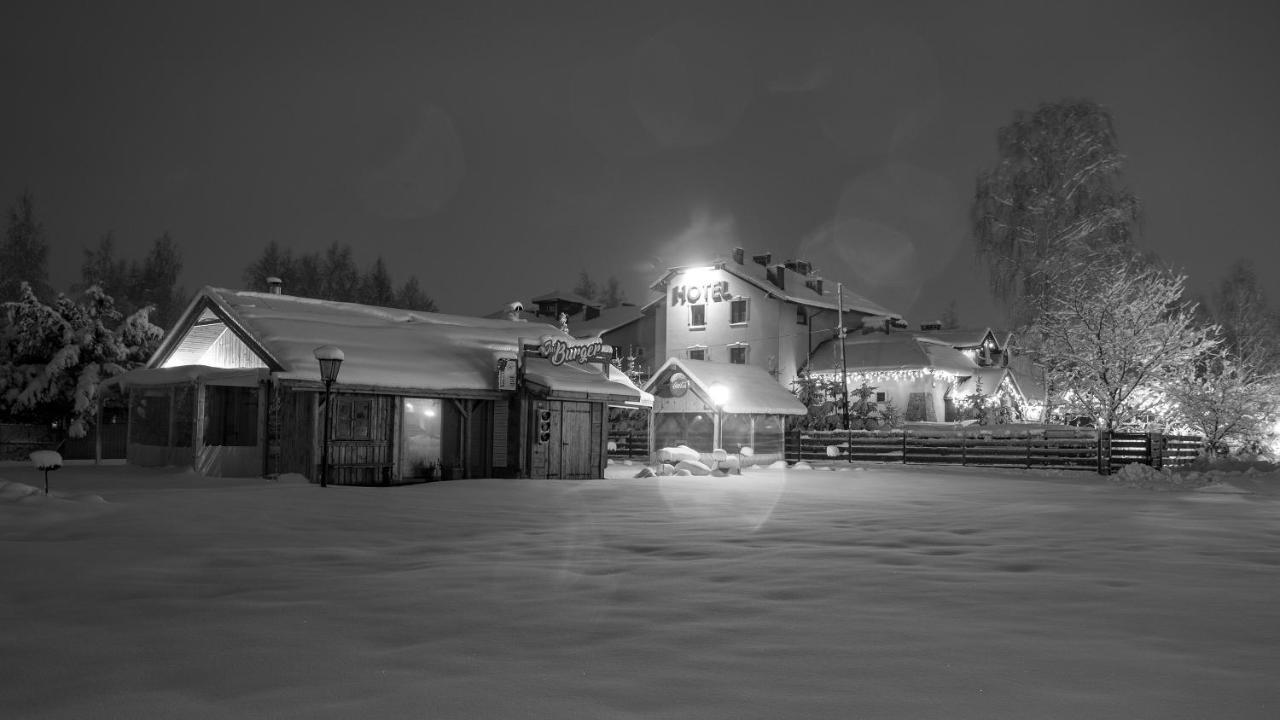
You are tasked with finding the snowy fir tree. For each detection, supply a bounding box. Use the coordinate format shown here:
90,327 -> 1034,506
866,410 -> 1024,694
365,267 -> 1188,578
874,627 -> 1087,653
0,283 -> 163,437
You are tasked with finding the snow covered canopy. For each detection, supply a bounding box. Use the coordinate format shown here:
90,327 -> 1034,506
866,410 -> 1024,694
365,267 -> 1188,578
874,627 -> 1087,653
108,366 -> 268,389
523,358 -> 654,408
645,358 -> 806,415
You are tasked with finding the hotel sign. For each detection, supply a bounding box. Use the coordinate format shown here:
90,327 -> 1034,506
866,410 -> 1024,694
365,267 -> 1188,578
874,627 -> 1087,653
671,280 -> 731,306
539,335 -> 605,366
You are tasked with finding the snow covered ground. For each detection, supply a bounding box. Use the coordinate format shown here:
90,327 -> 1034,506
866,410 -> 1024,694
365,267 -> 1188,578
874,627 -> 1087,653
2,460 -> 1278,719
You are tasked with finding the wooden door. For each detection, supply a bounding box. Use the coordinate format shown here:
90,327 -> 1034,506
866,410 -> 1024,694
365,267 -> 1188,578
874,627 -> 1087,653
559,401 -> 594,479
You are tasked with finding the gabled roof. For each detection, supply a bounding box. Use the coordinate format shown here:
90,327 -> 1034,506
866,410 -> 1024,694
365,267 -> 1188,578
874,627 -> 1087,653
529,289 -> 601,308
650,257 -> 901,319
569,304 -> 646,338
916,328 -> 1013,351
643,358 -> 806,415
150,287 -> 565,393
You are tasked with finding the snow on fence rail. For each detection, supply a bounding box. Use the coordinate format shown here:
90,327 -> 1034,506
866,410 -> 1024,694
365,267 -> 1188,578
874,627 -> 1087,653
785,427 -> 1203,474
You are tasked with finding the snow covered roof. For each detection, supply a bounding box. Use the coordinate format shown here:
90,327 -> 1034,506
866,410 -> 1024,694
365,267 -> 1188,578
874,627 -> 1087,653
529,289 -> 601,307
650,258 -> 902,319
952,368 -> 1014,398
807,333 -> 977,376
108,366 -> 269,388
644,358 -> 806,415
152,287 -> 572,394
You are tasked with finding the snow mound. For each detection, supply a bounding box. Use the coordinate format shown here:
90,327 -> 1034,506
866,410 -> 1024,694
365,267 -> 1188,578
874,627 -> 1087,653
657,446 -> 702,464
0,479 -> 107,505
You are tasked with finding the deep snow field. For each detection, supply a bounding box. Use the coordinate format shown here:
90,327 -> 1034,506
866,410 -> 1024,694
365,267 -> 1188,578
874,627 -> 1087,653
2,459 -> 1278,719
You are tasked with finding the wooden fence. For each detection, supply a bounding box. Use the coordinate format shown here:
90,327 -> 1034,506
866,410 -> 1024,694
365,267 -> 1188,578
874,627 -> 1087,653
785,428 -> 1203,474
607,431 -> 650,460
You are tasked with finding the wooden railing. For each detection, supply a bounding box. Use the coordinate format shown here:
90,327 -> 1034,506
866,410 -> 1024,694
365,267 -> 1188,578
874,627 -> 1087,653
607,431 -> 650,460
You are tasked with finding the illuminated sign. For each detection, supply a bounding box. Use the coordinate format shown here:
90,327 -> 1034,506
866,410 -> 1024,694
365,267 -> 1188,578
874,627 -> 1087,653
539,335 -> 605,366
669,372 -> 690,397
671,280 -> 731,306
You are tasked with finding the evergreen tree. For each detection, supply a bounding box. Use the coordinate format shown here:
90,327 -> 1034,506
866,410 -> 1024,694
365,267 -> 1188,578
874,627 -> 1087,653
292,253 -> 324,299
77,232 -> 132,305
137,233 -> 187,331
321,242 -> 361,301
598,275 -> 627,308
572,269 -> 598,301
1,190 -> 52,302
360,257 -> 397,307
394,276 -> 438,312
242,241 -> 296,293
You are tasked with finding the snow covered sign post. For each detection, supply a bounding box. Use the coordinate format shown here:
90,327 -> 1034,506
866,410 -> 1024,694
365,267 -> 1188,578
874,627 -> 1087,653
29,450 -> 62,495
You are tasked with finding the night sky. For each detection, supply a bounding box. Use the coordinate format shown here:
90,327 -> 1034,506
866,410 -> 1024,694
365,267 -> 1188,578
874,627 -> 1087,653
3,1 -> 1277,324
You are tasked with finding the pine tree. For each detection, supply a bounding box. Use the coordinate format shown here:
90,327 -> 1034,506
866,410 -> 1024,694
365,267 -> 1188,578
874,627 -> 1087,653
77,232 -> 132,307
137,233 -> 187,331
321,242 -> 361,302
242,241 -> 296,293
361,257 -> 397,307
394,276 -> 438,312
598,275 -> 627,308
573,270 -> 598,301
1,190 -> 52,302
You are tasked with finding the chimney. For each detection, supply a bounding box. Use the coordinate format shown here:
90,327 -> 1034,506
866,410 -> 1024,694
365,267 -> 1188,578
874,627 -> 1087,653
752,252 -> 772,267
766,264 -> 786,291
785,259 -> 813,276
804,278 -> 824,295
732,247 -> 744,264
266,276 -> 282,295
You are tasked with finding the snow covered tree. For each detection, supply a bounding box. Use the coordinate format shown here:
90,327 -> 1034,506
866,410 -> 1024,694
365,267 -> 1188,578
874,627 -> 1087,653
77,232 -> 133,303
0,283 -> 163,436
970,100 -> 1140,326
1209,259 -> 1279,376
1169,351 -> 1278,455
1,190 -> 52,302
1030,263 -> 1217,431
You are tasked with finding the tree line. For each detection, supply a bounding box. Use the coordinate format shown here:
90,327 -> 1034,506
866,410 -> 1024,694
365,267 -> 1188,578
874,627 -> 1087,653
969,99 -> 1279,453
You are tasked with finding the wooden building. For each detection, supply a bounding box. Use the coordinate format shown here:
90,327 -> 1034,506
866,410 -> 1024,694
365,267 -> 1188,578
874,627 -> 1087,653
111,287 -> 650,484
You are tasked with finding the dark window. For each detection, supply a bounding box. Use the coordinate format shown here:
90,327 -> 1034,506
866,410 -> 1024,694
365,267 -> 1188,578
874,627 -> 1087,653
130,390 -> 172,445
729,345 -> 748,364
688,347 -> 706,361
204,386 -> 259,446
796,306 -> 807,325
334,395 -> 373,440
689,304 -> 706,328
875,392 -> 886,402
730,298 -> 749,325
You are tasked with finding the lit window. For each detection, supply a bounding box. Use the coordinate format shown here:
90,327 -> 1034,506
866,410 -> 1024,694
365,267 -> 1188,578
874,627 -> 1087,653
730,298 -> 749,325
729,345 -> 748,364
688,347 -> 707,361
689,304 -> 706,328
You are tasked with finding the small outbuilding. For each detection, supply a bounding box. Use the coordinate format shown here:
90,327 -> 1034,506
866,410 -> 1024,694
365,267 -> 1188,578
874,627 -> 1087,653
644,358 -> 806,464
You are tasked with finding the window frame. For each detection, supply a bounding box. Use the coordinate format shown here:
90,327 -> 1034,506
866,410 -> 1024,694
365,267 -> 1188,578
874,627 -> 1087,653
729,297 -> 749,326
688,303 -> 706,329
687,346 -> 708,361
728,344 -> 748,365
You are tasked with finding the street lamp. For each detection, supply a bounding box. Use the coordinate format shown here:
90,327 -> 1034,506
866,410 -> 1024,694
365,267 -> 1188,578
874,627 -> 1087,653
708,382 -> 730,452
314,345 -> 345,488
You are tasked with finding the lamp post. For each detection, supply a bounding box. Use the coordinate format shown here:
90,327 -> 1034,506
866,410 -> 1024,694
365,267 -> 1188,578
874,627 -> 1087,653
708,382 -> 730,452
314,346 -> 345,488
